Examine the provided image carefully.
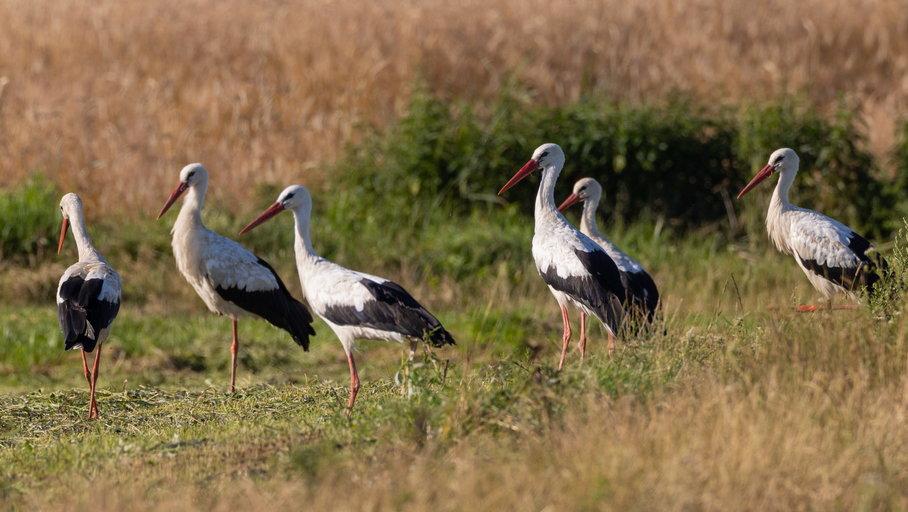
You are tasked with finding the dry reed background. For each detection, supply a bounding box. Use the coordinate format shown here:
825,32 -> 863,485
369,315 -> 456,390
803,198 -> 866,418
1,0 -> 907,214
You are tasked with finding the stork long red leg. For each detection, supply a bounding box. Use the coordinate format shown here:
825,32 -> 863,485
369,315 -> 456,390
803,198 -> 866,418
81,349 -> 92,387
796,302 -> 859,313
229,318 -> 239,393
607,332 -> 616,356
345,348 -> 360,410
88,343 -> 102,419
557,305 -> 572,371
577,312 -> 588,359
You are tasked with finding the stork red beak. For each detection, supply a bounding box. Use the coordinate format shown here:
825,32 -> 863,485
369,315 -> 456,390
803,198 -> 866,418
57,217 -> 69,255
157,182 -> 189,219
557,193 -> 581,212
737,164 -> 774,199
498,159 -> 539,196
239,202 -> 285,235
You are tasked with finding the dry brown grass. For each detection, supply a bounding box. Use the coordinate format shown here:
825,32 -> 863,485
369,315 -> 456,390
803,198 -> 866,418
27,357 -> 908,511
14,290 -> 908,511
1,0 -> 907,214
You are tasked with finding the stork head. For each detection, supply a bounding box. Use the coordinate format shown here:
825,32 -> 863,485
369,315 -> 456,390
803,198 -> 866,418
558,177 -> 602,212
57,193 -> 83,254
498,143 -> 565,196
737,148 -> 799,199
239,185 -> 311,235
157,163 -> 208,219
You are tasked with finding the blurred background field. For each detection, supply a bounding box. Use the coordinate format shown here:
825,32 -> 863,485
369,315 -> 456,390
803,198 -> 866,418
0,0 -> 907,510
1,0 -> 907,214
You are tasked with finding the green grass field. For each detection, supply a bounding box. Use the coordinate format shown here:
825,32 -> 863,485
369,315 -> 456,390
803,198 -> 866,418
2,229 -> 906,510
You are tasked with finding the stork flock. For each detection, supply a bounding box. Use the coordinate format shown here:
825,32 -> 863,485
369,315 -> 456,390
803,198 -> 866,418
55,144 -> 888,418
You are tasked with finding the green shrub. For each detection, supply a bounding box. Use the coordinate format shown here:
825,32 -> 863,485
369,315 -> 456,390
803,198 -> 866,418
0,175 -> 58,264
330,91 -> 899,244
892,120 -> 908,224
329,91 -> 743,249
867,220 -> 908,317
539,99 -> 738,229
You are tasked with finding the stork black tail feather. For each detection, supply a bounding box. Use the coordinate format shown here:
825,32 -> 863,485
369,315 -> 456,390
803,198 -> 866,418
427,325 -> 456,347
864,253 -> 889,298
214,258 -> 316,351
64,334 -> 98,353
283,297 -> 317,351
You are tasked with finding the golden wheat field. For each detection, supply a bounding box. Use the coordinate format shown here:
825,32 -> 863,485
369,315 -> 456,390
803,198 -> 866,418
1,0 -> 907,211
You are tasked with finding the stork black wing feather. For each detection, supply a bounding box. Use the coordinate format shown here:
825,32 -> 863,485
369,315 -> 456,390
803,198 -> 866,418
57,276 -> 119,352
539,248 -> 624,333
623,269 -> 660,323
322,279 -> 455,347
801,231 -> 887,294
213,258 -> 316,350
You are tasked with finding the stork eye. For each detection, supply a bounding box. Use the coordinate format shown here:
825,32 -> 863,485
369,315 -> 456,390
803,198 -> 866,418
285,192 -> 295,200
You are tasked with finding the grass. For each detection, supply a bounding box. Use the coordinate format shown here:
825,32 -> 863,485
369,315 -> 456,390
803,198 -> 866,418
0,175 -> 57,263
1,232 -> 906,510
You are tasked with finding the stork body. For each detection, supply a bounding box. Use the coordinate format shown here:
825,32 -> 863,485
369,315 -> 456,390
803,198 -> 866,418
499,144 -> 625,367
738,148 -> 886,310
56,193 -> 121,419
558,178 -> 659,331
158,164 -> 315,392
240,185 -> 455,409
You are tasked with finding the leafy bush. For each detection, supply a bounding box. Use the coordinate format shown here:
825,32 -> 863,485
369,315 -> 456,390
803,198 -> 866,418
330,91 -> 900,243
867,220 -> 908,317
333,92 -> 740,229
0,176 -> 58,264
892,120 -> 908,224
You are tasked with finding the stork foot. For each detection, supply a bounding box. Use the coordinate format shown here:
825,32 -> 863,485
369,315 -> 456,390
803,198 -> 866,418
796,304 -> 820,313
87,402 -> 100,420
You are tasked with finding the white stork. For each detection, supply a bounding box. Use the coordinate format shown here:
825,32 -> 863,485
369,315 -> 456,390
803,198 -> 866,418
498,143 -> 625,367
737,148 -> 887,311
239,185 -> 455,409
157,164 -> 316,392
56,193 -> 121,419
558,177 -> 659,342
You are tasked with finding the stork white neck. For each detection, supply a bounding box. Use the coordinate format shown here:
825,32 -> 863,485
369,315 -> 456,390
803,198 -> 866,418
68,207 -> 102,262
175,178 -> 208,231
535,165 -> 564,226
766,165 -> 798,253
579,195 -> 601,239
579,194 -> 626,256
288,204 -> 318,262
